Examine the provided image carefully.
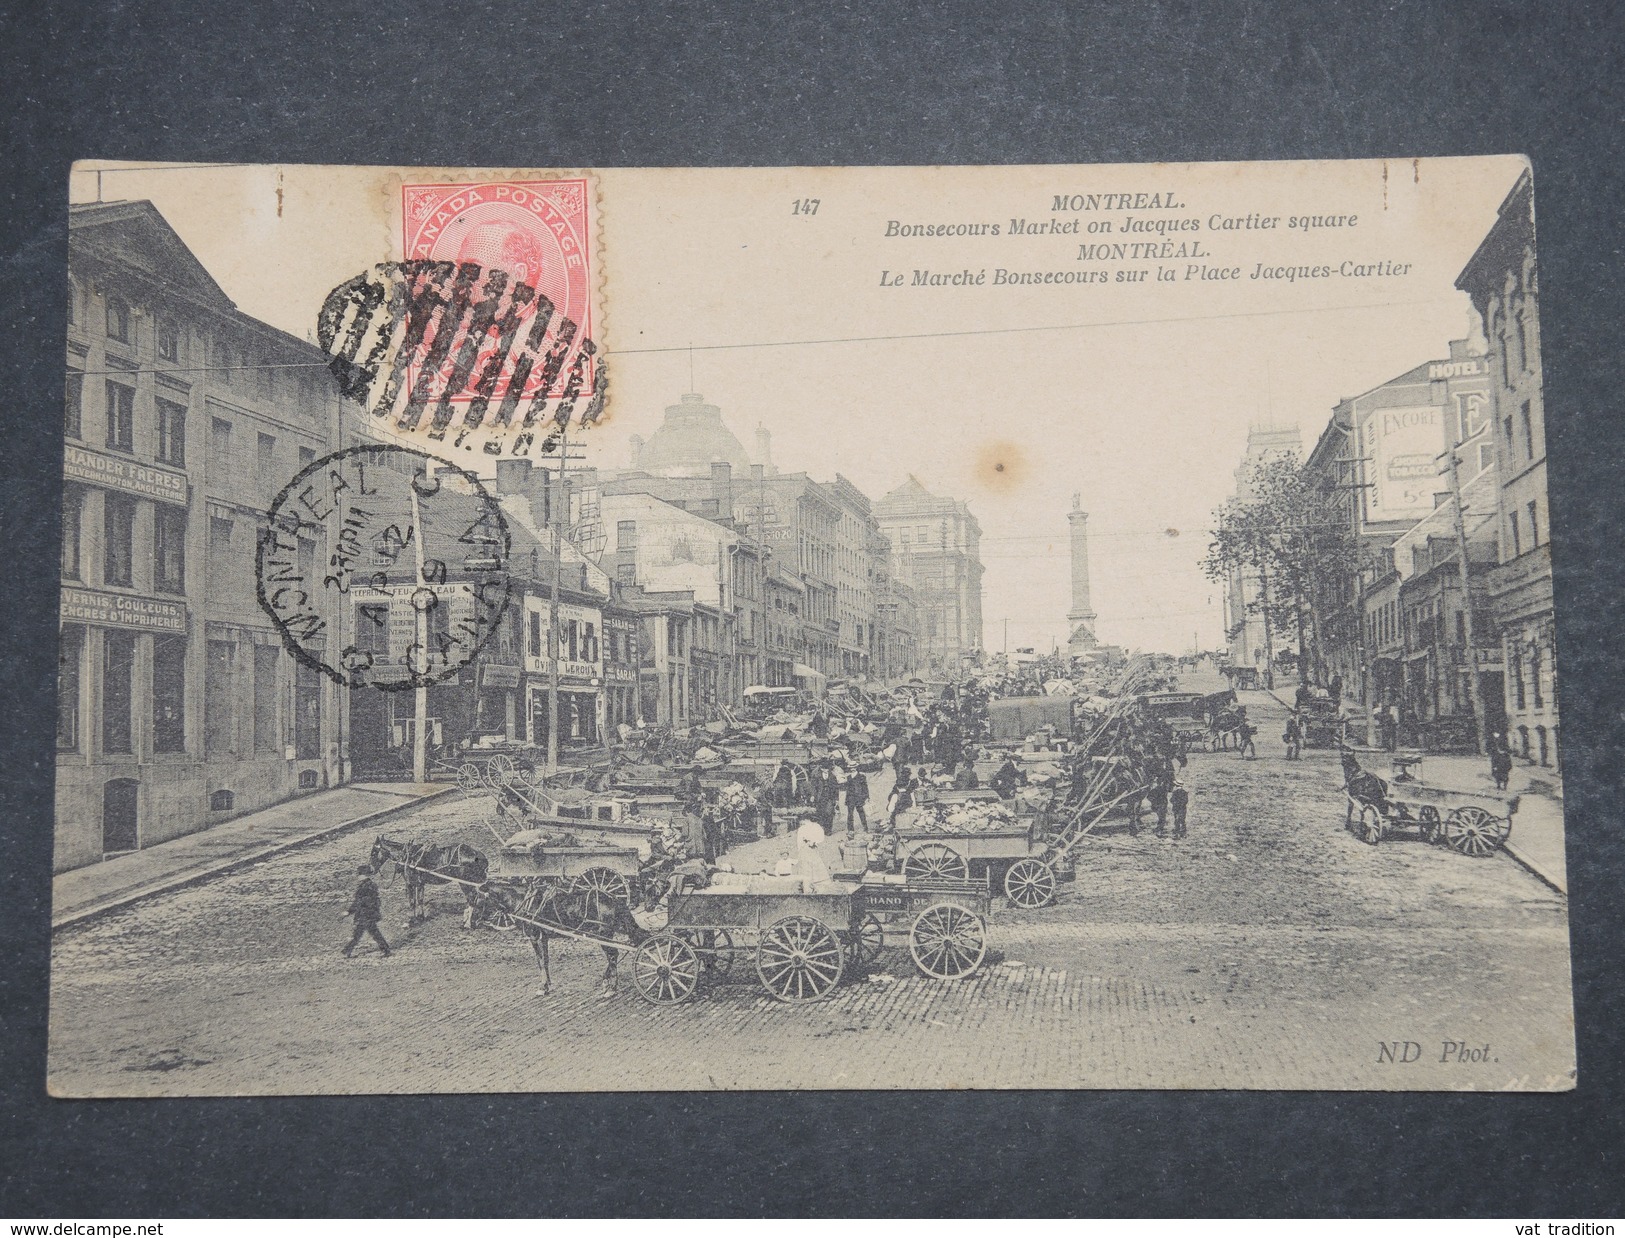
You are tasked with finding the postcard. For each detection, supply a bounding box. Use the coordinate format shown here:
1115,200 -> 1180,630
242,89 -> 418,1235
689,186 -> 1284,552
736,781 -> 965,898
50,157 -> 1570,1093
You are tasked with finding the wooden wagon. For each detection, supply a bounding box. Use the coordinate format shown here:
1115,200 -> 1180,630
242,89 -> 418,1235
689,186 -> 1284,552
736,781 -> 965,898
1344,780 -> 1520,856
628,874 -> 992,1005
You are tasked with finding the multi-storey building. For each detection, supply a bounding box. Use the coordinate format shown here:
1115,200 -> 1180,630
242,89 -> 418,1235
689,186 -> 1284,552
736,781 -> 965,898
826,475 -> 882,680
58,201 -> 347,871
1457,169 -> 1557,771
873,476 -> 984,676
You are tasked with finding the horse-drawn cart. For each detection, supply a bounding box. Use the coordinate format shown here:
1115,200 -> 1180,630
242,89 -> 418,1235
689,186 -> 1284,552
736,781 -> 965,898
629,875 -> 992,1005
479,835 -> 649,934
1344,779 -> 1519,856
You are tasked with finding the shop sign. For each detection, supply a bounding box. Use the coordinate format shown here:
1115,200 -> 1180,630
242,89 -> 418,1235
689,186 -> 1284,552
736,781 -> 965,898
64,444 -> 188,506
60,586 -> 188,633
525,655 -> 601,681
481,663 -> 522,689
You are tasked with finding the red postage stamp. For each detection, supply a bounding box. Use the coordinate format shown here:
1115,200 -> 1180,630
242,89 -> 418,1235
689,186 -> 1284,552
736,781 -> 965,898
399,177 -> 597,407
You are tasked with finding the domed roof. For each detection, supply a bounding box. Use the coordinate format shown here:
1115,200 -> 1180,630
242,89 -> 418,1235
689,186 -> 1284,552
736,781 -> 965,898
633,393 -> 754,477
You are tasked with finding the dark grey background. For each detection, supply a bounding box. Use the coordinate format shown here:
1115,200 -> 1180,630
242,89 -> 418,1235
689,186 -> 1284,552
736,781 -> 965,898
3,0 -> 1621,1217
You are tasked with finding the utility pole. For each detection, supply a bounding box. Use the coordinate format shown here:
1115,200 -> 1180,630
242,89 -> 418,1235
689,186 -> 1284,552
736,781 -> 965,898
545,428 -> 568,776
409,479 -> 429,784
1443,440 -> 1489,756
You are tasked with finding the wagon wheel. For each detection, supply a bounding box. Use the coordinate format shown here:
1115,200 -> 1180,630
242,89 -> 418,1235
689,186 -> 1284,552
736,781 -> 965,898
1358,803 -> 1384,846
683,928 -> 738,978
902,843 -> 969,884
908,902 -> 988,980
1417,805 -> 1442,845
631,933 -> 701,1005
756,916 -> 846,1002
1441,806 -> 1511,857
487,753 -> 517,786
457,763 -> 486,797
562,867 -> 631,935
843,913 -> 885,968
1003,857 -> 1057,909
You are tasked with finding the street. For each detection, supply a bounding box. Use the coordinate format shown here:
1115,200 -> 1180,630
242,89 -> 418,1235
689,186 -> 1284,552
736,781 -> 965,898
48,692 -> 1573,1094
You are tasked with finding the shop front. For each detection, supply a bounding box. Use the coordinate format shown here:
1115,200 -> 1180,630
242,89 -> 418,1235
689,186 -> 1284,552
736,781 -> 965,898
523,596 -> 605,752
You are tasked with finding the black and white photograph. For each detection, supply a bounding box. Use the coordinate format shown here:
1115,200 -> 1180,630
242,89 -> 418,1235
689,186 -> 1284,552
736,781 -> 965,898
48,156 -> 1571,1094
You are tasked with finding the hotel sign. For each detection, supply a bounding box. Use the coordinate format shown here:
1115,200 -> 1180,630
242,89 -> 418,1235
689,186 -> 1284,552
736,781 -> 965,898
65,444 -> 188,506
61,587 -> 188,633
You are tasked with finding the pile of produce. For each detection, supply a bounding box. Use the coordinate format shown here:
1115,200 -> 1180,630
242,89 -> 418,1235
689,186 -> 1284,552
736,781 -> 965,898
715,782 -> 757,815
917,800 -> 1019,835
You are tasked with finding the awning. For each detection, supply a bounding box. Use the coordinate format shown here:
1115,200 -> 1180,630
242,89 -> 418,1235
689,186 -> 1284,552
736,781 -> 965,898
792,663 -> 826,682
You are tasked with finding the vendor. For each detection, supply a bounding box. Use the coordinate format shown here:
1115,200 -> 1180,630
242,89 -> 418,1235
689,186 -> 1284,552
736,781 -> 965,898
990,757 -> 1023,800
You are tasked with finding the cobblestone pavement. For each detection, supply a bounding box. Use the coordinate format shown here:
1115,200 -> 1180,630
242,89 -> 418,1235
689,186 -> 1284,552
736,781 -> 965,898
49,700 -> 1574,1094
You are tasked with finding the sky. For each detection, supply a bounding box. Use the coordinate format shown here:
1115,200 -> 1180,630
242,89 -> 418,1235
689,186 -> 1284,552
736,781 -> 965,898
69,157 -> 1526,655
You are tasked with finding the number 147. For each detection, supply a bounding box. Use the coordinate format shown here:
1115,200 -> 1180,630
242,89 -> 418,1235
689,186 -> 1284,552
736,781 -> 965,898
791,198 -> 821,216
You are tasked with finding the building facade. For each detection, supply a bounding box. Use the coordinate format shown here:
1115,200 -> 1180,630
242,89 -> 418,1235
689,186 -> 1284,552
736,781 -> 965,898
1457,170 -> 1557,770
873,476 -> 984,676
58,201 -> 347,871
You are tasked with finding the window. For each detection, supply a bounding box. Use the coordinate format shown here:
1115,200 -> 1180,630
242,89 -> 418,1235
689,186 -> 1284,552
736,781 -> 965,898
210,416 -> 232,476
1531,648 -> 1544,710
102,632 -> 135,754
566,619 -> 579,661
208,515 -> 234,585
156,399 -> 186,466
210,789 -> 235,812
1456,612 -> 1466,647
583,622 -> 598,662
298,446 -> 315,469
257,431 -> 277,481
105,381 -> 134,452
57,624 -> 84,751
1508,512 -> 1521,559
65,369 -> 83,438
1521,401 -> 1535,460
103,493 -> 135,587
616,561 -> 636,585
1511,653 -> 1526,711
152,635 -> 187,753
158,321 -> 179,362
528,610 -> 542,658
205,640 -> 236,756
61,484 -> 84,581
254,644 -> 281,755
1527,500 -> 1540,548
1503,414 -> 1515,454
294,660 -> 321,760
617,520 -> 638,550
154,505 -> 186,594
105,297 -> 130,343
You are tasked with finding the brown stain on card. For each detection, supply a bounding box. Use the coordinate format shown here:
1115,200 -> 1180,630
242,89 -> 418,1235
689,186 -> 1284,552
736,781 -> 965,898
974,440 -> 1029,493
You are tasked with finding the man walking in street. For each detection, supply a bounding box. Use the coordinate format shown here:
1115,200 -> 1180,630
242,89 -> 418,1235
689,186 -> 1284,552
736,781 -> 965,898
342,864 -> 391,958
1284,713 -> 1302,760
1170,783 -> 1189,839
845,766 -> 870,839
1148,782 -> 1170,837
1490,734 -> 1513,791
812,760 -> 839,836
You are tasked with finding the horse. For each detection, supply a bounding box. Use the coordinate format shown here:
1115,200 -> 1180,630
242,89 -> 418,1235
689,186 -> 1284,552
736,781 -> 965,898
369,835 -> 490,926
489,875 -> 658,996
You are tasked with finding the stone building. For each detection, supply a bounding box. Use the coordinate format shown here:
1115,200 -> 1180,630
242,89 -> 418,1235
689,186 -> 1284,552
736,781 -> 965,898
1456,169 -> 1557,770
58,201 -> 347,871
873,476 -> 984,675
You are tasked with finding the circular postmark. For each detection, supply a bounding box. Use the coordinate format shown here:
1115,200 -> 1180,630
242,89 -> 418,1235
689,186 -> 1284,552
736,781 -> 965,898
257,444 -> 513,691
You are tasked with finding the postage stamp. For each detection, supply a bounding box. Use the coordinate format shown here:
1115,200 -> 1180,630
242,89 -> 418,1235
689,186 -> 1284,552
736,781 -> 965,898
256,443 -> 513,692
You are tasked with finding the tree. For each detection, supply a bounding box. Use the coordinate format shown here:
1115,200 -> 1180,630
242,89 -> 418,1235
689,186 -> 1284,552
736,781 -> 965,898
1204,454 -> 1356,689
